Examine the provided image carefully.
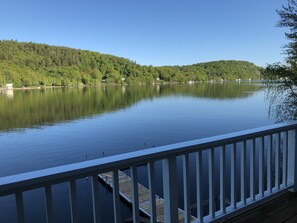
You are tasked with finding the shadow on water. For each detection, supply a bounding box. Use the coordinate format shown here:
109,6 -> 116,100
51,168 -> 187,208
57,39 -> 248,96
0,82 -> 262,132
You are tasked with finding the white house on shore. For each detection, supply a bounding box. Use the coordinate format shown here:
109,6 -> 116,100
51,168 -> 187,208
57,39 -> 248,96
5,83 -> 13,89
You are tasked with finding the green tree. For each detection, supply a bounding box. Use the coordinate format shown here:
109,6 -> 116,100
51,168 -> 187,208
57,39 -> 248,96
0,40 -> 261,87
265,0 -> 297,97
264,0 -> 297,121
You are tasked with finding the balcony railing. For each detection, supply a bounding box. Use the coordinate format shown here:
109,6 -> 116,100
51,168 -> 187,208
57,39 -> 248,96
1,122 -> 297,223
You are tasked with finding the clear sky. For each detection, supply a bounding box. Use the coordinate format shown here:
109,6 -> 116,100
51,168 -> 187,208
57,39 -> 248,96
0,0 -> 288,67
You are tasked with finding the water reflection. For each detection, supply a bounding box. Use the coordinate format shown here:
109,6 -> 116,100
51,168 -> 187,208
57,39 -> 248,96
0,83 -> 269,223
0,83 -> 262,132
265,85 -> 297,122
0,89 -> 14,99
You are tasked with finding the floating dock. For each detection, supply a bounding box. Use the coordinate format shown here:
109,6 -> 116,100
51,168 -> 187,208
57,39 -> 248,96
98,170 -> 196,223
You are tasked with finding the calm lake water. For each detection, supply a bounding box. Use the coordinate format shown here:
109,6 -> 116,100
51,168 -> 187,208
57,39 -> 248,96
0,82 -> 275,222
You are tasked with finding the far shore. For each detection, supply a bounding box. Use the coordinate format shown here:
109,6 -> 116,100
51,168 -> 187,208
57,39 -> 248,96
0,79 -> 264,91
0,86 -> 63,91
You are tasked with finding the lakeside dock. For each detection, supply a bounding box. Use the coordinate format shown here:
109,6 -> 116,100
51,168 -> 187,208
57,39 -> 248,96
98,170 -> 197,223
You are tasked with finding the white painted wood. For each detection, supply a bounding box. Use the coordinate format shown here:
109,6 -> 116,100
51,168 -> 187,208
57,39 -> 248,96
69,180 -> 78,223
130,166 -> 140,223
196,151 -> 203,222
91,174 -> 101,223
250,139 -> 255,201
283,131 -> 288,187
112,171 -> 121,223
241,141 -> 246,205
45,185 -> 53,223
209,148 -> 215,219
0,123 -> 297,223
220,145 -> 226,214
2,122 -> 297,197
182,154 -> 191,223
275,133 -> 280,190
230,143 -> 237,209
259,137 -> 264,197
162,156 -> 178,223
148,162 -> 156,223
288,129 -> 297,192
16,192 -> 25,223
267,135 -> 273,193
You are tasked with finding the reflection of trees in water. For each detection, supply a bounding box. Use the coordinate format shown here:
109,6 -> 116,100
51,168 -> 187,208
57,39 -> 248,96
266,84 -> 297,122
0,83 -> 262,132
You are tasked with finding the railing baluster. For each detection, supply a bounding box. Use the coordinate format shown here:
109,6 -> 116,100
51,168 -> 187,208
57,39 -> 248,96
131,166 -> 139,223
209,148 -> 215,219
196,151 -> 203,222
112,171 -> 121,223
283,131 -> 288,187
250,139 -> 255,201
45,185 -> 53,223
259,137 -> 264,197
183,154 -> 191,223
16,192 -> 25,223
69,180 -> 78,223
162,155 -> 178,223
148,162 -> 157,223
231,143 -> 237,209
220,145 -> 226,214
267,134 -> 272,193
275,133 -> 280,190
91,174 -> 101,223
288,129 -> 297,192
241,141 -> 246,205
2,123 -> 297,223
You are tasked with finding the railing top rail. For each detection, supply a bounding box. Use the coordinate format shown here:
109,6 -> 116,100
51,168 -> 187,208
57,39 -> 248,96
1,122 -> 297,195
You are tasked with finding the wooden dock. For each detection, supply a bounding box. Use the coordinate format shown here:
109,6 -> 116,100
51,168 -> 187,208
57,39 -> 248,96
98,170 -> 197,223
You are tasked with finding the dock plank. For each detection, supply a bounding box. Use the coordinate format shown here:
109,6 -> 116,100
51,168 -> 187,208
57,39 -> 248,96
99,170 -> 196,223
225,192 -> 297,223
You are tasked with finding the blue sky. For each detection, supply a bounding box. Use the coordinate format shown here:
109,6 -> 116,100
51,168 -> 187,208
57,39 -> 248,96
0,0 -> 288,67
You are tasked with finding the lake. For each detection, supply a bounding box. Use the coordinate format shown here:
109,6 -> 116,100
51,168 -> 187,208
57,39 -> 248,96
0,82 -> 275,222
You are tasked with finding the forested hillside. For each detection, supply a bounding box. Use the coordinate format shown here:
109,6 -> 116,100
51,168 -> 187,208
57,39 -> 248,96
0,40 -> 262,87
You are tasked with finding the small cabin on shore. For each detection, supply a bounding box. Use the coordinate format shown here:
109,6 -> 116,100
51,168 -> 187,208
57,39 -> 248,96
5,83 -> 13,89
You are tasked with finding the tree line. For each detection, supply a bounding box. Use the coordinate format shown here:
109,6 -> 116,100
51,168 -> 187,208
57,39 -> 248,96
0,40 -> 262,87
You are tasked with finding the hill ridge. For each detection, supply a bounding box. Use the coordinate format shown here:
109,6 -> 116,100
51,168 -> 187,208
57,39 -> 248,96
0,40 -> 262,87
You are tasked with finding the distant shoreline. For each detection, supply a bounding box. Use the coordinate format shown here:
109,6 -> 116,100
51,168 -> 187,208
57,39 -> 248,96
0,79 -> 264,92
0,86 -> 63,91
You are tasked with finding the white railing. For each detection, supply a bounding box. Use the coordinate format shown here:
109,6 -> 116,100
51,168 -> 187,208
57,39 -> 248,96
1,122 -> 297,223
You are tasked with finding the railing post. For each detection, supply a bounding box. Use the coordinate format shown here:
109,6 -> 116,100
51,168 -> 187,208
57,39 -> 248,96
130,166 -> 140,223
209,148 -> 215,219
148,162 -> 157,223
288,129 -> 297,192
112,171 -> 121,223
230,143 -> 237,209
91,174 -> 101,223
183,154 -> 191,223
69,180 -> 78,223
16,192 -> 25,223
196,151 -> 204,222
267,135 -> 273,193
45,186 -> 53,223
241,141 -> 246,205
162,155 -> 178,223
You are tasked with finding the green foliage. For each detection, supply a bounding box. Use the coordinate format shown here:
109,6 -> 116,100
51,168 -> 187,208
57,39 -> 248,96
0,40 -> 261,87
264,1 -> 297,98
